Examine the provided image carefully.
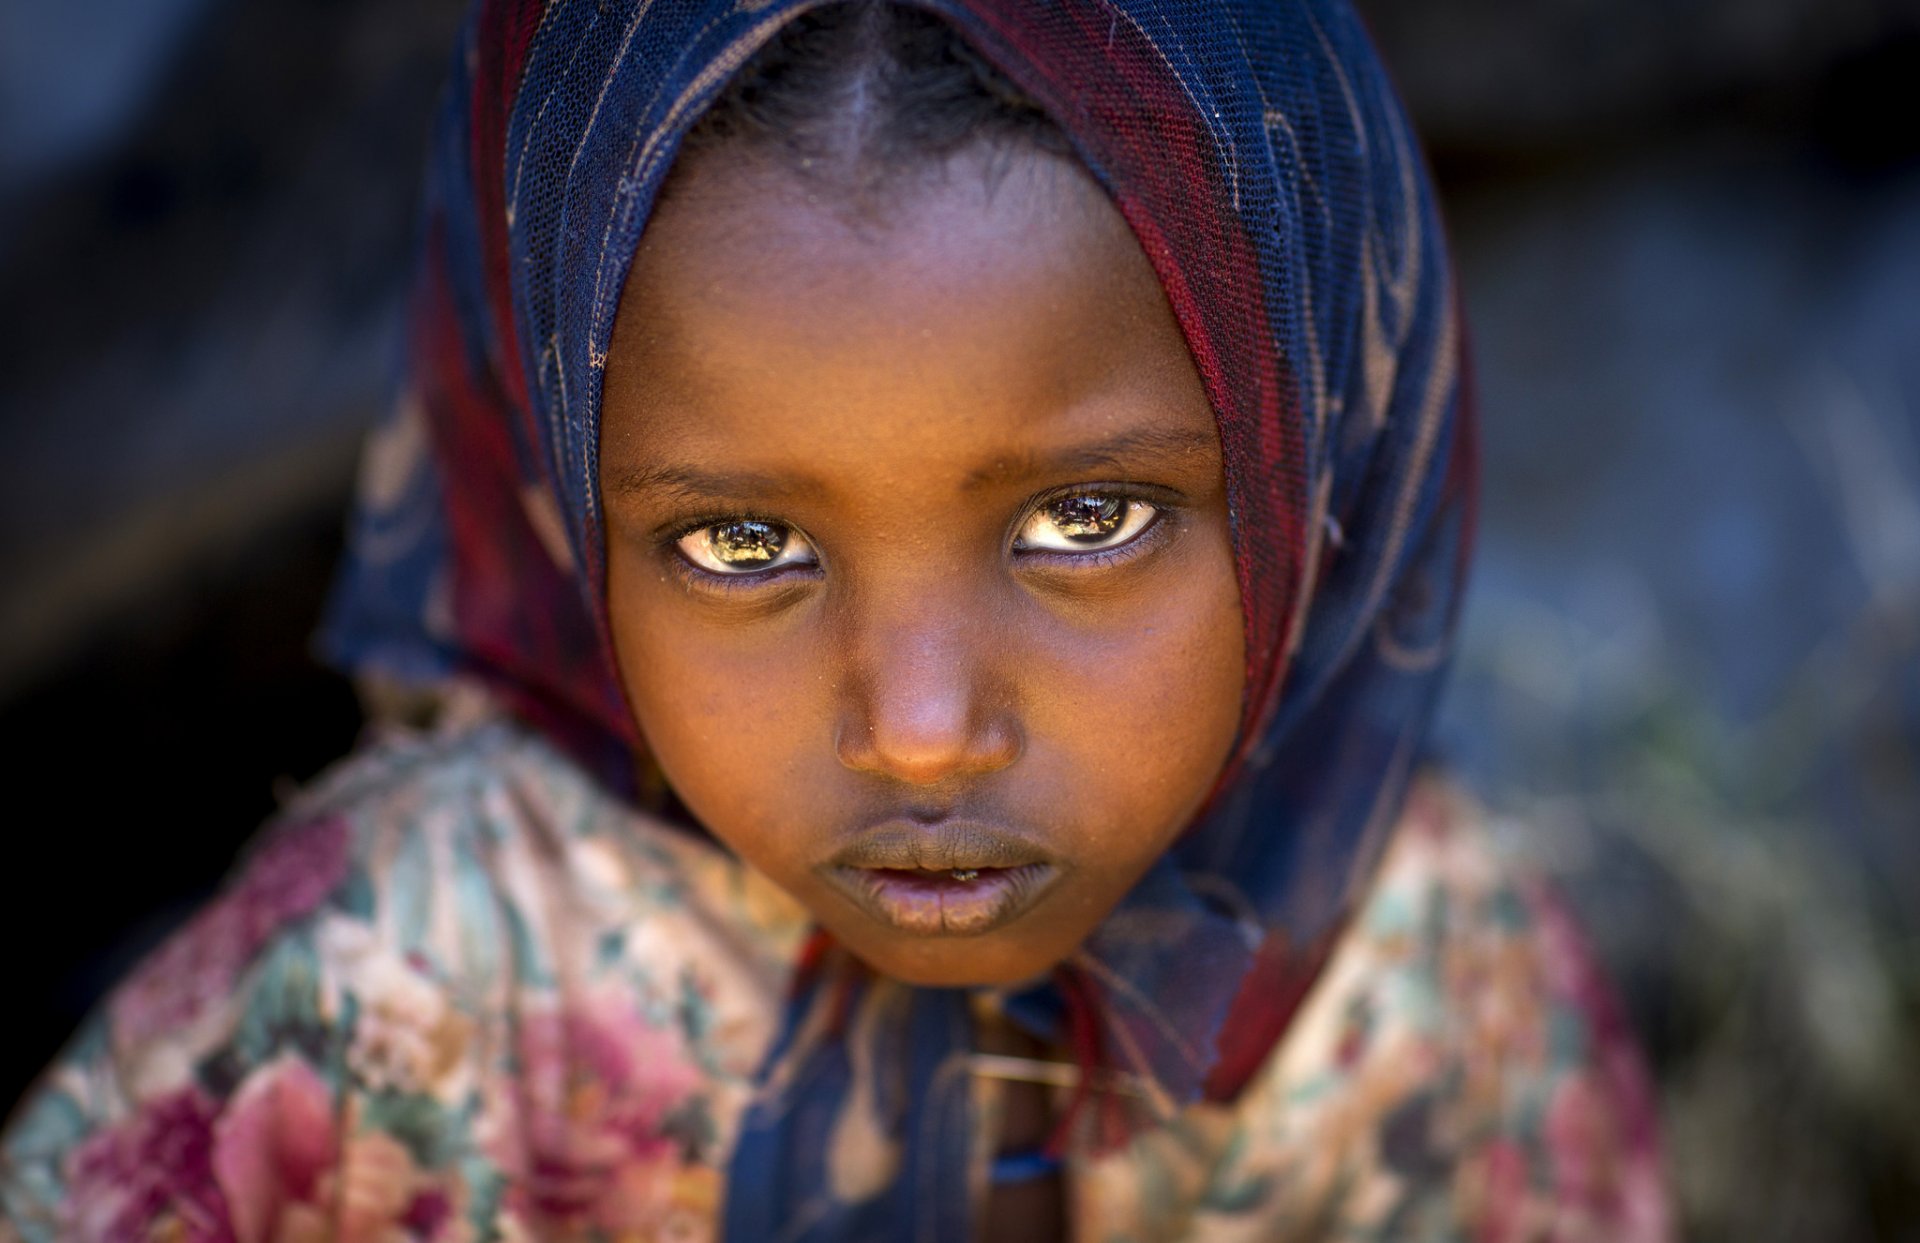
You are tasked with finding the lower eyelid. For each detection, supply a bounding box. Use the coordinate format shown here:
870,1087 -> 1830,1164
667,554 -> 821,599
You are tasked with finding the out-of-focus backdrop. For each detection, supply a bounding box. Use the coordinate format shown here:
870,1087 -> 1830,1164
1,1 -> 1916,1236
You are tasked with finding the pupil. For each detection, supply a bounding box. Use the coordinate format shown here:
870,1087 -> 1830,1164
1050,495 -> 1124,542
711,520 -> 785,564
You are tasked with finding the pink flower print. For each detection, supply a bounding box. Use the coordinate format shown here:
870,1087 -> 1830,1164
1532,887 -> 1672,1239
112,818 -> 352,1053
211,1056 -> 339,1242
63,1086 -> 233,1243
401,1186 -> 456,1236
1466,1139 -> 1535,1243
211,1057 -> 466,1243
498,988 -> 706,1233
1544,1073 -> 1609,1208
1544,1067 -> 1676,1242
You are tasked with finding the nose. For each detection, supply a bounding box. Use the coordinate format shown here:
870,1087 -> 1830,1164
833,591 -> 1021,786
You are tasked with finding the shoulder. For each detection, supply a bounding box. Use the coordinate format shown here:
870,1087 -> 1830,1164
48,716 -> 621,1096
0,710 -> 806,1240
1187,776 -> 1672,1241
181,712 -> 808,1076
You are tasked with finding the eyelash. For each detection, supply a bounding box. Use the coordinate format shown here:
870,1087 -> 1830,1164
657,485 -> 1174,594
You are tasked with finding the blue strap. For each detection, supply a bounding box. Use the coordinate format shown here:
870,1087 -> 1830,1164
989,1147 -> 1064,1185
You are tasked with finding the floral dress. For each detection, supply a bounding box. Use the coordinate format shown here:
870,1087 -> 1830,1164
0,708 -> 1668,1242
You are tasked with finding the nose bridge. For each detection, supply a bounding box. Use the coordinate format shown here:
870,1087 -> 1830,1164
834,566 -> 1019,784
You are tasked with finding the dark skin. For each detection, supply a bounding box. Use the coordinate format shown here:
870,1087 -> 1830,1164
600,142 -> 1245,1235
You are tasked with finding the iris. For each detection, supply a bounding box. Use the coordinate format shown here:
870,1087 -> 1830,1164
1048,495 -> 1125,541
710,520 -> 786,564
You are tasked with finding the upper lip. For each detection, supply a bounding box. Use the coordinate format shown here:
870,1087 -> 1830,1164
826,818 -> 1052,873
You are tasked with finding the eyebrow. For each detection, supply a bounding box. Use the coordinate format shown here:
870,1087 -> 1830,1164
960,425 -> 1219,491
603,424 -> 1220,504
602,459 -> 832,503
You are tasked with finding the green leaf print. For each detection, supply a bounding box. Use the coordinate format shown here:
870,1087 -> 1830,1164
499,899 -> 555,989
362,1089 -> 457,1169
231,931 -> 329,1066
390,826 -> 434,955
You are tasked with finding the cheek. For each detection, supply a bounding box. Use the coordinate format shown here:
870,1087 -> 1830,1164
1027,534 -> 1246,857
603,564 -> 825,852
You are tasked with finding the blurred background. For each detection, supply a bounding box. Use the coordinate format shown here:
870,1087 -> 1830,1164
1,0 -> 1916,1236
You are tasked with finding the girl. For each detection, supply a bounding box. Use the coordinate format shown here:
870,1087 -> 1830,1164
1,2 -> 1669,1240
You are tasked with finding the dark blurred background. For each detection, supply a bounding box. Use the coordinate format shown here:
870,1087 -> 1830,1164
2,1 -> 1916,1237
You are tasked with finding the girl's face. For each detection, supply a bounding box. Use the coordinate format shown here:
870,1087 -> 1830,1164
600,144 -> 1245,988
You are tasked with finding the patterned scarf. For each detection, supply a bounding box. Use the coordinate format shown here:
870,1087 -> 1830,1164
323,1 -> 1473,1237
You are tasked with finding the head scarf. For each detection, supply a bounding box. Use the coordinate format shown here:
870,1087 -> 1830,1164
324,0 -> 1473,1237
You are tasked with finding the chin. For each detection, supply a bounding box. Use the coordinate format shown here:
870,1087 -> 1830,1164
837,929 -> 1068,990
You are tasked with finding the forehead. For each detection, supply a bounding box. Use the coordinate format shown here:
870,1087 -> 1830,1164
600,145 -> 1217,483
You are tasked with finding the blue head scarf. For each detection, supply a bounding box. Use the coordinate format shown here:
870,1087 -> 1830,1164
324,1 -> 1473,1236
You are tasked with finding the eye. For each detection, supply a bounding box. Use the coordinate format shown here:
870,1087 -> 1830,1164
674,518 -> 818,576
1013,492 -> 1159,555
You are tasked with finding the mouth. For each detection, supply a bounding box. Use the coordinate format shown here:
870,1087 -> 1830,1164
819,819 -> 1061,938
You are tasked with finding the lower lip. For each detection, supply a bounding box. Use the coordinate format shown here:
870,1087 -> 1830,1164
828,864 -> 1058,937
